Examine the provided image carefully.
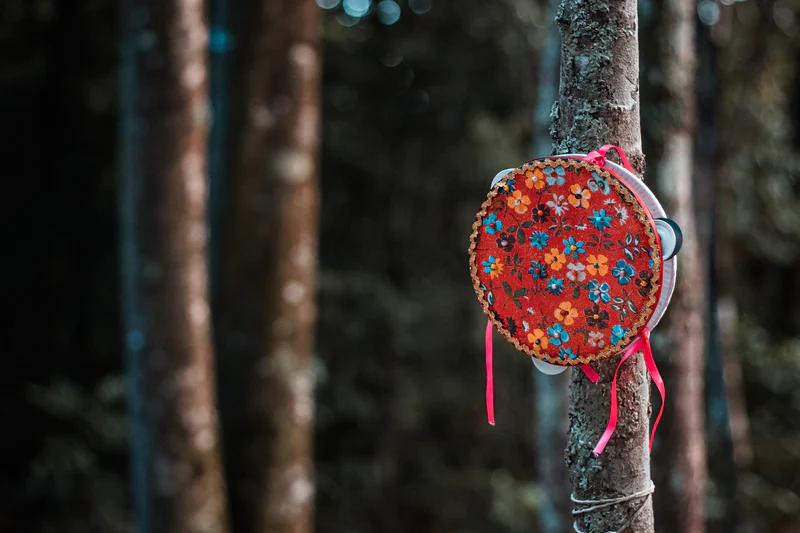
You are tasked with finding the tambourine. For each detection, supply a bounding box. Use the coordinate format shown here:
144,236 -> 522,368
469,145 -> 680,455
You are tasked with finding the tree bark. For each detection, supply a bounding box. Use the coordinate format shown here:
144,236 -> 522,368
118,1 -> 230,532
552,1 -> 654,532
215,2 -> 321,533
651,0 -> 707,532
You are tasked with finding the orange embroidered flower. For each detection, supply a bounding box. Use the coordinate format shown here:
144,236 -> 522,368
528,329 -> 549,350
507,190 -> 532,214
544,248 -> 567,270
525,168 -> 546,190
568,184 -> 591,209
554,301 -> 579,326
487,256 -> 504,279
586,254 -> 609,276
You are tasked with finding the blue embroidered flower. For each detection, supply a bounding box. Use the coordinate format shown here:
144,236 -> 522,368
612,259 -> 636,285
558,346 -> 577,360
562,236 -> 586,259
544,165 -> 566,186
528,230 -> 550,250
587,280 -> 611,303
588,209 -> 613,231
482,256 -> 497,274
548,324 -> 570,346
545,276 -> 565,295
610,325 -> 631,346
528,261 -> 548,280
588,171 -> 611,195
483,213 -> 503,235
498,178 -> 516,194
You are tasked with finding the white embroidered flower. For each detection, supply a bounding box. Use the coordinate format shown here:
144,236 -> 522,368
526,307 -> 534,315
567,262 -> 586,281
522,320 -> 530,332
576,223 -> 588,231
604,198 -> 616,206
588,331 -> 605,347
615,205 -> 629,224
547,193 -> 569,216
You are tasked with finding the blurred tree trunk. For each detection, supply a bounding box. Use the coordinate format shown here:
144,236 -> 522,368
651,0 -> 707,532
552,0 -> 655,531
118,2 -> 230,533
532,1 -> 571,531
215,2 -> 321,533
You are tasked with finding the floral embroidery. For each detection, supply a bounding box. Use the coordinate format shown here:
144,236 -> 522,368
544,165 -> 566,186
587,280 -> 611,303
612,259 -> 636,285
547,323 -> 570,346
482,256 -> 504,279
544,248 -> 567,270
562,236 -> 586,260
568,184 -> 591,209
529,231 -> 550,250
610,325 -> 631,346
554,301 -> 579,326
588,331 -> 605,347
528,261 -> 548,280
586,254 -> 609,276
528,329 -> 549,349
567,262 -> 586,282
545,276 -> 565,295
525,168 -> 546,190
532,204 -> 551,223
588,209 -> 613,231
637,269 -> 653,296
588,171 -> 611,195
499,179 -> 516,194
547,193 -> 569,216
470,158 -> 661,363
559,346 -> 577,360
584,303 -> 609,329
507,190 -> 531,214
496,232 -> 515,252
483,213 -> 503,234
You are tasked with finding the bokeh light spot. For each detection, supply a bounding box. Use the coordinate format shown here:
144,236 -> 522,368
409,0 -> 433,15
377,1 -> 401,25
697,0 -> 720,26
316,0 -> 341,9
343,0 -> 371,17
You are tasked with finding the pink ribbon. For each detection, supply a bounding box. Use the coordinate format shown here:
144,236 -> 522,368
584,144 -> 635,174
485,320 -> 495,425
591,328 -> 665,457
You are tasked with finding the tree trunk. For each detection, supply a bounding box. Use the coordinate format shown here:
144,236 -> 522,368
215,2 -> 321,533
533,1 -> 571,530
118,1 -> 230,532
552,1 -> 654,532
651,0 -> 707,532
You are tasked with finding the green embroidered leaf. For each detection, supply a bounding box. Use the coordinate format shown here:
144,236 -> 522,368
517,228 -> 525,244
627,300 -> 639,314
610,304 -> 622,311
513,288 -> 527,298
572,287 -> 581,299
513,299 -> 523,309
623,248 -> 634,262
502,282 -> 513,296
611,296 -> 624,304
507,226 -> 518,232
521,221 -> 534,228
625,232 -> 633,245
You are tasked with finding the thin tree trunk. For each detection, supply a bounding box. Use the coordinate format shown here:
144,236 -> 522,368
118,1 -> 230,532
533,1 -> 571,530
216,2 -> 321,533
651,0 -> 707,531
552,1 -> 654,532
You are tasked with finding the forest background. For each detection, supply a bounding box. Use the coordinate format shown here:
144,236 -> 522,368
3,0 -> 800,532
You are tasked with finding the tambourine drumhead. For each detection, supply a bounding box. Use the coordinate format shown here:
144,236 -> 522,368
469,156 -> 666,366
